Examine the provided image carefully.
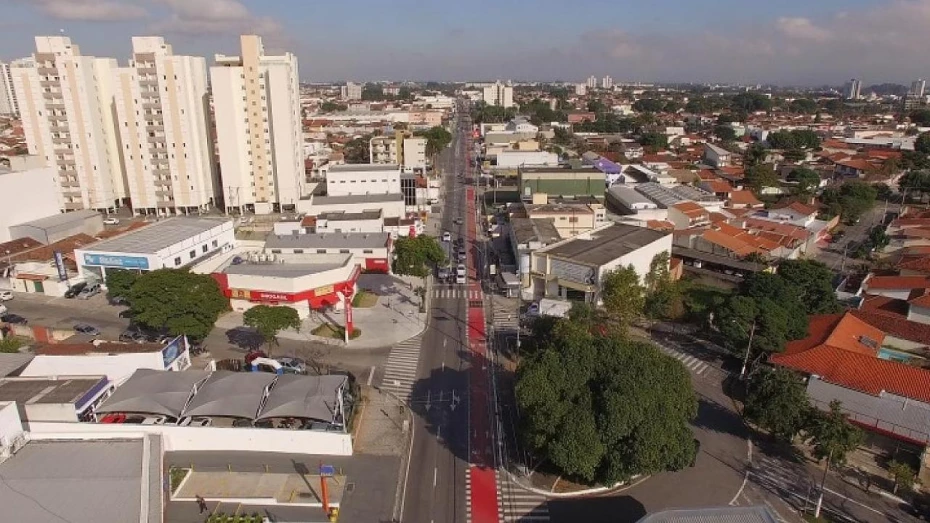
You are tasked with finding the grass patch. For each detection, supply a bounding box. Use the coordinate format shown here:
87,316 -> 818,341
0,336 -> 26,354
311,323 -> 362,340
168,467 -> 189,494
352,290 -> 379,308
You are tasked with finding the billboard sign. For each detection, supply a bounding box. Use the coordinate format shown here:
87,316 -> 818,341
53,251 -> 67,281
161,335 -> 186,368
82,253 -> 150,270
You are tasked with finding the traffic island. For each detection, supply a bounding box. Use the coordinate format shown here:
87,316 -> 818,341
174,470 -> 347,508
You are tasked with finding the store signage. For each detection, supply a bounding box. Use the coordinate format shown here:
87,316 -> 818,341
53,251 -> 67,281
161,335 -> 185,368
82,253 -> 150,270
314,285 -> 334,297
229,288 -> 250,299
257,292 -> 289,302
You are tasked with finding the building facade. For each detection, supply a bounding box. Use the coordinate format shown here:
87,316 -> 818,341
114,37 -> 216,216
0,156 -> 61,243
12,37 -> 125,212
325,164 -> 400,196
482,80 -> 514,108
0,61 -> 18,115
369,132 -> 427,173
211,35 -> 303,214
341,82 -> 362,100
844,78 -> 862,100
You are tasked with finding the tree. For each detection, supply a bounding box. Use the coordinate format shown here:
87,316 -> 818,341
868,225 -> 890,251
777,260 -> 841,315
553,127 -> 572,146
320,101 -> 347,113
783,149 -> 805,163
744,368 -> 811,441
713,125 -> 737,142
767,130 -> 797,150
744,164 -> 779,193
898,170 -> 930,200
391,235 -> 445,277
638,132 -> 668,151
743,143 -> 767,167
888,460 -> 918,494
643,251 -> 680,320
343,136 -> 371,164
716,273 -> 809,358
821,181 -> 877,221
415,126 -> 452,157
360,83 -> 385,101
789,98 -> 818,114
127,269 -> 228,341
243,305 -> 302,355
105,269 -> 139,299
599,266 -> 645,333
632,98 -> 665,113
805,400 -> 864,517
731,92 -> 772,113
515,327 -> 697,483
916,132 -> 930,155
787,167 -> 821,195
0,337 -> 23,354
909,109 -> 930,126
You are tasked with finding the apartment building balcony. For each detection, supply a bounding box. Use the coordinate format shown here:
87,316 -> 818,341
48,113 -> 67,122
37,66 -> 56,76
139,77 -> 158,87
46,103 -> 65,111
137,65 -> 156,75
142,101 -> 161,109
39,79 -> 58,88
153,172 -> 172,181
59,178 -> 80,188
61,189 -> 83,198
51,135 -> 71,145
145,123 -> 165,132
63,201 -> 84,211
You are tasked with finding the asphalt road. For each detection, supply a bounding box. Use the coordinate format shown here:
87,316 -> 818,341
2,291 -> 131,341
400,106 -> 474,523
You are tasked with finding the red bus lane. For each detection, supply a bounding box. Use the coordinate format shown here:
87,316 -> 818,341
466,185 -> 500,523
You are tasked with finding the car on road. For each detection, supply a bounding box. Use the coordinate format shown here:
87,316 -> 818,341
108,295 -> 129,306
103,217 -> 120,225
442,231 -> 452,242
76,283 -> 101,300
0,290 -> 12,301
453,217 -> 463,225
277,357 -> 307,375
99,413 -> 126,424
0,313 -> 27,325
74,323 -> 101,336
64,282 -> 87,299
119,330 -> 147,343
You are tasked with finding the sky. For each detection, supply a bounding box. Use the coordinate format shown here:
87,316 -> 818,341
0,0 -> 927,86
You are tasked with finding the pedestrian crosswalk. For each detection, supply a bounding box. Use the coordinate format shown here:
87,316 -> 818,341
497,470 -> 549,522
655,343 -> 710,375
491,304 -> 519,335
380,333 -> 424,400
433,288 -> 483,300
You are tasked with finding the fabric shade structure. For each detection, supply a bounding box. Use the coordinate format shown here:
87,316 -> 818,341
182,371 -> 277,419
96,368 -> 209,419
255,374 -> 348,423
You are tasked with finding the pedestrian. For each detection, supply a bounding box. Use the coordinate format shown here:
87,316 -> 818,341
195,495 -> 208,514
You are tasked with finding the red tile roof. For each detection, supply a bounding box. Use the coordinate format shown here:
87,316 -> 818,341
728,190 -> 763,207
909,293 -> 930,309
771,313 -> 930,404
851,307 -> 930,345
672,201 -> 707,217
775,201 -> 819,216
703,180 -> 734,193
865,275 -> 930,291
899,256 -> 930,274
835,158 -> 878,172
646,220 -> 675,232
891,218 -> 930,228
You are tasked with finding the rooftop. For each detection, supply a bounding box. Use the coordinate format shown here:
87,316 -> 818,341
0,439 -> 158,523
866,275 -> 930,291
328,164 -> 399,172
224,258 -> 351,278
0,375 -> 107,404
319,210 -> 383,221
84,217 -> 231,255
310,193 -> 405,205
607,185 -> 657,207
11,209 -> 100,232
265,232 -> 390,250
510,217 -> 562,246
541,223 -> 668,266
34,341 -> 167,355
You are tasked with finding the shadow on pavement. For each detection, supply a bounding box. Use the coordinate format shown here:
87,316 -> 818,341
226,326 -> 263,350
548,495 -> 647,523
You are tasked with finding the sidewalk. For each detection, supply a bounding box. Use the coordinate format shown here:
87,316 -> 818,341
214,273 -> 429,350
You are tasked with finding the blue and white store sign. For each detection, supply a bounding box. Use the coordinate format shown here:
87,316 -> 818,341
82,253 -> 150,270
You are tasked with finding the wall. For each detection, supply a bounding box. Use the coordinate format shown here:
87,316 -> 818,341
326,167 -> 400,196
20,352 -> 170,384
0,402 -> 24,447
299,198 -> 406,219
26,421 -> 353,455
497,151 -> 558,168
599,233 -> 673,286
0,165 -> 61,243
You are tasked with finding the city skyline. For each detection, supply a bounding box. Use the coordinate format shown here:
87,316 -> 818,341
1,0 -> 928,85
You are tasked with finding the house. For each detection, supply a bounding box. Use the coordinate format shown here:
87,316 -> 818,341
703,143 -> 732,168
862,275 -> 930,301
854,295 -> 930,357
727,190 -> 764,209
833,158 -> 878,178
667,201 -> 710,229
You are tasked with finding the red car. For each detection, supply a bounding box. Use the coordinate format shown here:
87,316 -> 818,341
99,413 -> 126,424
244,350 -> 268,365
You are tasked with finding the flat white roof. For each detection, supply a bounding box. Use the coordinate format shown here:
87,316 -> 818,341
82,218 -> 231,255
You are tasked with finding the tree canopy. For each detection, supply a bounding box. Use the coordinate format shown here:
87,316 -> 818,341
639,132 -> 668,151
415,126 -> 452,157
713,125 -> 737,142
743,143 -> 767,167
343,136 -> 371,164
127,269 -> 228,341
898,170 -> 930,200
787,167 -> 821,195
320,101 -> 347,113
744,368 -> 811,441
243,305 -> 302,354
391,235 -> 445,277
599,266 -> 645,333
820,181 -> 877,221
516,321 -> 697,483
909,109 -> 930,126
805,400 -> 863,466
105,269 -> 139,299
633,98 -> 666,113
744,164 -> 779,193
767,129 -> 820,150
915,133 -> 930,155
788,98 -> 818,114
777,259 -> 841,315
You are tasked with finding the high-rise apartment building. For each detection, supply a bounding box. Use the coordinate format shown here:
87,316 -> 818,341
601,76 -> 613,90
586,75 -> 597,89
113,37 -> 216,216
910,79 -> 926,98
0,62 -> 19,115
843,78 -> 862,100
482,80 -> 513,108
575,83 -> 587,96
370,131 -> 427,173
341,82 -> 362,100
211,35 -> 303,214
12,36 -> 125,212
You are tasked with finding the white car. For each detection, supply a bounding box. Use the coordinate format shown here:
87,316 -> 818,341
0,304 -> 7,315
0,290 -> 12,301
442,232 -> 452,242
141,416 -> 167,425
103,217 -> 120,225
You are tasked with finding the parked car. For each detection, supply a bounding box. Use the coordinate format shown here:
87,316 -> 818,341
0,304 -> 7,316
141,416 -> 168,425
0,290 -> 12,301
74,323 -> 101,336
76,283 -> 101,300
108,295 -> 129,306
179,416 -> 213,427
64,282 -> 87,299
442,231 -> 452,242
277,357 -> 307,375
119,330 -> 147,343
103,217 -> 120,225
0,313 -> 27,325
99,413 -> 126,424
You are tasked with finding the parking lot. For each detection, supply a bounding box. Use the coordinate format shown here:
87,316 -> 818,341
0,289 -> 131,342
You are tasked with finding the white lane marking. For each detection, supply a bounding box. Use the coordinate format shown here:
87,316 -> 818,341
367,366 -> 375,386
433,467 -> 438,488
729,439 -> 753,505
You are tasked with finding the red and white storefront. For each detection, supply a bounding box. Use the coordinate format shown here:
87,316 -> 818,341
211,258 -> 362,323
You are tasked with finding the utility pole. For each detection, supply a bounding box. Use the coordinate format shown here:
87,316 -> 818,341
739,319 -> 757,379
814,448 -> 834,518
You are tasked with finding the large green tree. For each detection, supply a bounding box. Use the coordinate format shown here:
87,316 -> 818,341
744,164 -> 779,193
743,143 -> 767,167
599,266 -> 645,333
805,400 -> 863,517
787,167 -> 821,195
639,132 -> 668,151
788,98 -> 818,114
392,235 -> 446,277
713,125 -> 737,142
633,98 -> 665,113
516,324 -> 698,483
243,305 -> 302,355
777,260 -> 841,315
127,269 -> 228,341
744,368 -> 811,441
909,109 -> 930,126
643,251 -> 680,320
820,181 -> 877,221
716,273 -> 809,358
105,269 -> 139,299
415,126 -> 453,157
898,170 -> 930,200
915,132 -> 930,155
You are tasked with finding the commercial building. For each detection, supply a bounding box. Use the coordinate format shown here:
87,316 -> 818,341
528,223 -> 672,302
370,132 -> 427,173
482,80 -> 514,108
12,36 -> 125,212
264,231 -> 392,273
298,193 -> 407,218
9,209 -> 103,245
341,81 -> 362,100
0,375 -> 112,422
0,61 -> 18,115
211,35 -> 303,214
703,143 -> 731,168
0,155 -> 61,243
326,164 -> 400,196
519,166 -> 606,201
113,37 -> 216,215
523,201 -> 607,239
74,217 -> 234,282
496,150 -> 558,168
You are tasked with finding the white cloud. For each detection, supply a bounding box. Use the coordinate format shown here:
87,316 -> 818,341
29,0 -> 147,21
151,0 -> 283,38
775,17 -> 832,42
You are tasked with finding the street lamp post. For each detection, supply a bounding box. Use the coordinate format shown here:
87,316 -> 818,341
738,319 -> 757,379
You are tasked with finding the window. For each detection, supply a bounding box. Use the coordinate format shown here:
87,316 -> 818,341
189,250 -> 196,259
363,249 -> 373,254
293,249 -> 304,254
174,257 -> 181,266
270,249 -> 282,254
212,240 -> 218,247
316,249 -> 327,254
568,217 -> 579,223
202,244 -> 208,253
339,249 -> 350,254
